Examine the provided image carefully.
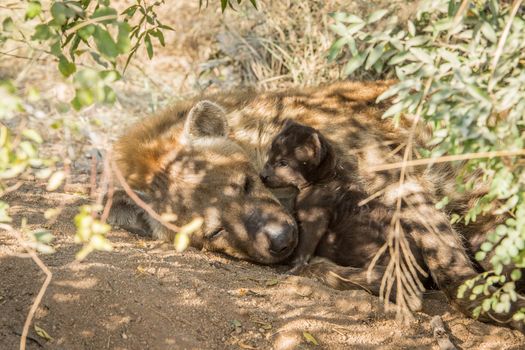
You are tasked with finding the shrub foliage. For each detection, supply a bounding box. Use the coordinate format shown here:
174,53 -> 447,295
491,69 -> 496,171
329,0 -> 525,321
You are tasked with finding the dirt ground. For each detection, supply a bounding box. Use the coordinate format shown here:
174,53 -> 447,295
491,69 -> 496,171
2,0 -> 525,349
1,179 -> 525,350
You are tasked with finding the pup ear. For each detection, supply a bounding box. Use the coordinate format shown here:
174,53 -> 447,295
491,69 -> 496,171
282,118 -> 299,130
295,132 -> 323,166
183,100 -> 228,140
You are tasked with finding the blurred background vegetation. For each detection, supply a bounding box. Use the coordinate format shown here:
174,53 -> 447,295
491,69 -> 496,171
2,0 -> 525,327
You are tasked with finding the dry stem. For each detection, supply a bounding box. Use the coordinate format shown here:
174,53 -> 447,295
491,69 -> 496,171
367,149 -> 525,172
110,157 -> 180,232
0,224 -> 53,350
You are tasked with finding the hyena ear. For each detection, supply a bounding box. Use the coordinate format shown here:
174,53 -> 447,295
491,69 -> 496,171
295,132 -> 323,166
183,100 -> 228,141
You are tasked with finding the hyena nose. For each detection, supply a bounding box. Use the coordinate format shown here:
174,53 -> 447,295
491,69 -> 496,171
260,165 -> 271,184
260,174 -> 269,184
266,223 -> 297,257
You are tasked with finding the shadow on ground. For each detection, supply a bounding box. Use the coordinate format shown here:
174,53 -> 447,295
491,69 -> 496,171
1,181 -> 523,350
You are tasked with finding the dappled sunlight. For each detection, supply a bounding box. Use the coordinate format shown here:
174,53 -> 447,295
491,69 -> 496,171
52,292 -> 81,303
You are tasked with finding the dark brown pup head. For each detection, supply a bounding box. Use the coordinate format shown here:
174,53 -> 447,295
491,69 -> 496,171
260,119 -> 335,189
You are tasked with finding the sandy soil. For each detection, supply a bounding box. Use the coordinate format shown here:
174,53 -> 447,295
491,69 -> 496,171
1,179 -> 524,350
2,0 -> 525,349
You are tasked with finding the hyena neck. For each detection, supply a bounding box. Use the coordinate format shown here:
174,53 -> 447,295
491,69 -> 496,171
305,159 -> 347,187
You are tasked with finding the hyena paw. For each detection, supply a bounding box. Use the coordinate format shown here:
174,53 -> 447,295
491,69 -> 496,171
285,256 -> 310,275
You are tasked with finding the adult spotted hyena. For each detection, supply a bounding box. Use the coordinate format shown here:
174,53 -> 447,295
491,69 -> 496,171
108,81 -> 524,332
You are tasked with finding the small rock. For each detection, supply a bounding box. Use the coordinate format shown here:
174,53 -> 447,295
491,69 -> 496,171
121,333 -> 128,339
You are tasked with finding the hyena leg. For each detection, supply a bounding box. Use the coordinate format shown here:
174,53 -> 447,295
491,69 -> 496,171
106,189 -> 153,237
399,182 -> 525,333
302,257 -> 384,294
301,257 -> 424,310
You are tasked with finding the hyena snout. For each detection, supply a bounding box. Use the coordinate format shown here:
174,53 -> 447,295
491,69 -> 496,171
265,222 -> 297,257
244,208 -> 298,261
259,164 -> 283,188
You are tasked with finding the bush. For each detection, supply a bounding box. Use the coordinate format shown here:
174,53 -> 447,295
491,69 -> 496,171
329,0 -> 525,322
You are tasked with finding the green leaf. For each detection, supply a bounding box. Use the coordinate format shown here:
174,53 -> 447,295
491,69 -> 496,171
150,29 -> 165,47
50,40 -> 61,57
145,33 -> 154,59
58,55 -> 76,78
382,101 -> 404,118
511,269 -> 522,281
439,48 -> 461,67
91,6 -> 118,24
47,170 -> 65,191
31,24 -> 52,41
122,5 -> 138,17
433,18 -> 454,32
388,51 -> 411,65
435,196 -> 449,210
93,26 -> 119,59
26,1 -> 42,20
409,48 -> 434,65
22,129 -> 43,143
342,54 -> 364,77
34,325 -> 53,341
327,37 -> 346,62
2,17 -> 14,32
90,233 -> 112,251
365,44 -> 384,70
158,23 -> 174,31
406,36 -> 430,48
32,230 -> 54,244
450,213 -> 461,224
330,22 -> 365,37
407,20 -> 416,36
466,84 -> 491,104
480,21 -> 497,43
472,285 -> 484,295
513,312 -> 525,321
116,23 -> 131,54
342,14 -> 364,24
475,251 -> 486,261
77,24 -> 95,40
303,331 -> 319,345
99,70 -> 121,83
482,298 -> 493,312
50,2 -> 75,26
367,9 -> 388,24
480,242 -> 493,252
221,0 -> 228,12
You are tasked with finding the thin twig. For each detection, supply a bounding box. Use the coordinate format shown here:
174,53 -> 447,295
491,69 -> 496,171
67,15 -> 118,33
0,181 -> 23,197
111,158 -> 180,232
366,149 -> 525,172
372,74 -> 435,321
0,224 -> 52,350
0,51 -> 50,62
489,0 -> 524,91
